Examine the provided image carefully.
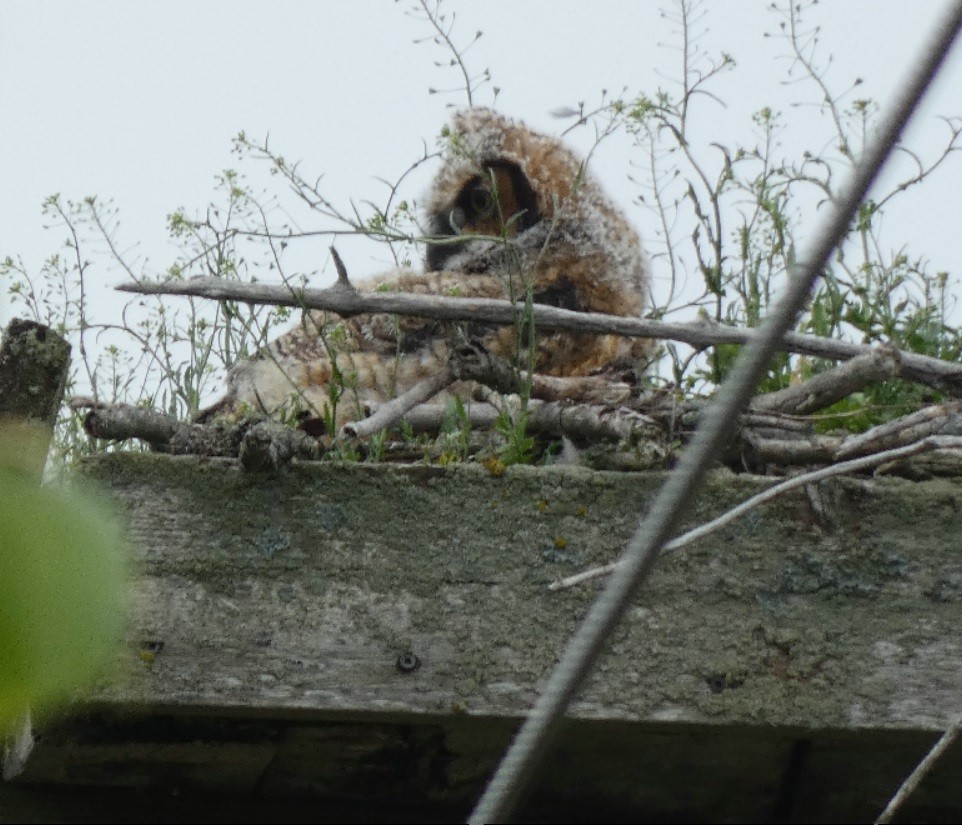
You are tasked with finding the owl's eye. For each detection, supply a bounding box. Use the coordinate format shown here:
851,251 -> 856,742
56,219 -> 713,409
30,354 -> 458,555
468,184 -> 495,216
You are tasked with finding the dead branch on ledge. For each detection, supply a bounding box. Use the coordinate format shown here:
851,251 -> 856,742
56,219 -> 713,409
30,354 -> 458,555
550,435 -> 962,591
341,368 -> 455,440
75,390 -> 961,474
73,298 -> 959,473
116,276 -> 962,395
76,394 -> 667,470
80,402 -> 179,448
836,401 -> 962,459
72,327 -> 950,472
750,347 -> 902,415
238,421 -> 321,471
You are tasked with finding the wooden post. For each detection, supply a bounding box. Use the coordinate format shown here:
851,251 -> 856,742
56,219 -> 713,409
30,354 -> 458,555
0,319 -> 72,425
0,319 -> 71,779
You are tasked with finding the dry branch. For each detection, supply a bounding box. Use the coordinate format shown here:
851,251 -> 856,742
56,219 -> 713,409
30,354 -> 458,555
738,412 -> 811,434
341,367 -> 455,439
528,373 -> 634,405
835,401 -> 962,459
78,402 -> 239,458
69,333 -> 951,474
392,401 -> 499,434
450,340 -> 634,405
116,276 -> 962,394
239,420 -> 321,471
742,432 -> 843,466
75,392 -> 667,466
83,404 -> 179,448
750,346 -> 902,415
527,400 -> 662,445
550,435 -> 962,590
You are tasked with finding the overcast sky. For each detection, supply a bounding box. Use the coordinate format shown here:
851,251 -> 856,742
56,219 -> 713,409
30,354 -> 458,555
2,1 -> 960,336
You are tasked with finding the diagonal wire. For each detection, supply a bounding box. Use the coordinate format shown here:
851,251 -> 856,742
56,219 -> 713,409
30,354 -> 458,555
469,1 -> 962,822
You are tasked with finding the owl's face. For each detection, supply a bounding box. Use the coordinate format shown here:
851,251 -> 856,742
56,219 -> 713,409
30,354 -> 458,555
424,161 -> 541,272
418,108 -> 651,376
420,109 -> 648,313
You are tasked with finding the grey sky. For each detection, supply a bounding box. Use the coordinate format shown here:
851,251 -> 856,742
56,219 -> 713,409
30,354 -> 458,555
2,1 -> 960,332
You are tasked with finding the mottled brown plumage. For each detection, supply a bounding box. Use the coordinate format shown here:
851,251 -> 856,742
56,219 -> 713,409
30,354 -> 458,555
223,108 -> 650,425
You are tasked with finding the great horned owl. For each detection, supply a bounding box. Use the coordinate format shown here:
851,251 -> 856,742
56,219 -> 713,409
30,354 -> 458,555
223,108 -> 650,426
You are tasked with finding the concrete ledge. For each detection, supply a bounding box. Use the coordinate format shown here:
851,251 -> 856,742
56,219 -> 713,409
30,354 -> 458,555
5,453 -> 962,821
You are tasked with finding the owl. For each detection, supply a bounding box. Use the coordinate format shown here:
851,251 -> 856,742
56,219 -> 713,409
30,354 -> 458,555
220,108 -> 650,427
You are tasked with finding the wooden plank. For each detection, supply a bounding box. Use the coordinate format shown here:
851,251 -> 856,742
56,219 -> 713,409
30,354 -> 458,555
75,454 -> 962,728
7,452 -> 962,819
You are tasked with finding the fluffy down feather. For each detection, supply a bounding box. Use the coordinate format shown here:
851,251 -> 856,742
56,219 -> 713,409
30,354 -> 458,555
220,108 -> 650,425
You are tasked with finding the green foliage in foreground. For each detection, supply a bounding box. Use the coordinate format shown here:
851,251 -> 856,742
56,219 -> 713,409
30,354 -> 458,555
0,464 -> 125,726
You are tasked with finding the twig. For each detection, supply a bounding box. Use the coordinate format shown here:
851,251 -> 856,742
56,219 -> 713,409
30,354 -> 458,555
395,401 -> 500,434
875,717 -> 962,824
742,432 -> 843,466
116,276 -> 962,395
329,246 -> 354,287
751,346 -> 901,415
340,367 -> 455,439
836,401 -> 962,459
82,404 -> 179,448
451,338 -> 635,405
550,435 -> 962,590
239,420 -> 321,471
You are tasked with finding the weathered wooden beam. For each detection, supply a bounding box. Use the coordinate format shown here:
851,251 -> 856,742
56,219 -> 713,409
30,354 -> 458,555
0,318 -> 71,427
5,453 -> 962,820
0,318 -> 71,480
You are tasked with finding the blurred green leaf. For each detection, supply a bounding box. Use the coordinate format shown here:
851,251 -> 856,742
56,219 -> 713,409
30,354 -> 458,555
0,468 -> 125,725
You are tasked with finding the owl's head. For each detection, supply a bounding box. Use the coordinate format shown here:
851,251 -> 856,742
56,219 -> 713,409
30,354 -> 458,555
421,110 -> 648,314
424,108 -> 583,271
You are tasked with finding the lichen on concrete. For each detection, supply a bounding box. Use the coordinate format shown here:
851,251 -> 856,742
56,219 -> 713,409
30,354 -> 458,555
70,451 -> 962,736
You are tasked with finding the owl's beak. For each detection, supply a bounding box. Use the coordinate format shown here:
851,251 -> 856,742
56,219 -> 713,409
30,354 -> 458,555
448,206 -> 467,234
425,236 -> 468,272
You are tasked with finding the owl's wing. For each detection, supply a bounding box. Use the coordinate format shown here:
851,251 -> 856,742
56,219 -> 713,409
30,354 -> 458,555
208,268 -> 507,422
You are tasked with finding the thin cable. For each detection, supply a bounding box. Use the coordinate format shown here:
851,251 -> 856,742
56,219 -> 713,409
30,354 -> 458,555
469,2 -> 962,821
876,718 -> 962,824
